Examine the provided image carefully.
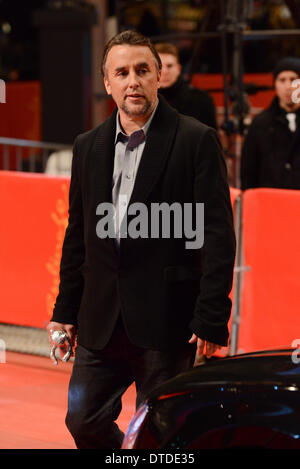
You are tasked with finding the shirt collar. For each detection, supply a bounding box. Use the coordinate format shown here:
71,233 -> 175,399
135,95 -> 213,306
114,100 -> 159,144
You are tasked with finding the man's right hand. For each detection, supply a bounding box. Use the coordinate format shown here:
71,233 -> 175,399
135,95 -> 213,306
47,321 -> 77,349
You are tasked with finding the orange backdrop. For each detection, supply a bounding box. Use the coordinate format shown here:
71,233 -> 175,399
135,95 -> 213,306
0,171 -> 70,328
0,81 -> 42,169
0,172 -> 240,330
191,73 -> 274,108
238,188 -> 300,353
0,81 -> 41,140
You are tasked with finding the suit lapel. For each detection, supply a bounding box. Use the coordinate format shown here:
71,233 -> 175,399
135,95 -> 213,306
88,98 -> 178,254
129,97 -> 179,206
92,108 -> 117,205
89,98 -> 179,207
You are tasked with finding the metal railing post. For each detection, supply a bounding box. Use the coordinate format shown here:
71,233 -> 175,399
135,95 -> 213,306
229,194 -> 243,356
0,137 -> 71,173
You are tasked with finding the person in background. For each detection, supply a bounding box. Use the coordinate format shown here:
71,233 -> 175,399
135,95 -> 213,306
241,57 -> 300,190
154,42 -> 218,129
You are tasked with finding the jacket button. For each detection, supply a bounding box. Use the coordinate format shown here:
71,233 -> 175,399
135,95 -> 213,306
285,163 -> 292,170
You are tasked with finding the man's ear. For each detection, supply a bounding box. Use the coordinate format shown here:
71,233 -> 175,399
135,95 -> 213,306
104,76 -> 111,95
157,69 -> 162,89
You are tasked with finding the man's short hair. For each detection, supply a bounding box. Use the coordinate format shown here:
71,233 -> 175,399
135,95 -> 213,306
154,43 -> 180,62
101,30 -> 162,76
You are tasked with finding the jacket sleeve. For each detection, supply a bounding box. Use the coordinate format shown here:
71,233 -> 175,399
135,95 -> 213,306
189,128 -> 236,346
50,137 -> 85,326
240,121 -> 260,190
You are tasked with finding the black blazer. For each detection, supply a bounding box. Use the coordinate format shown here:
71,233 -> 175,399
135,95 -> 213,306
52,97 -> 236,351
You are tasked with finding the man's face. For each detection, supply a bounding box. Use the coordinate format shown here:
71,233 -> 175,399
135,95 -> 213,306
275,70 -> 300,110
158,53 -> 181,88
104,45 -> 161,119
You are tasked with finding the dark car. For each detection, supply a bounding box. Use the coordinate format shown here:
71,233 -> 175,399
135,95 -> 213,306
122,349 -> 300,449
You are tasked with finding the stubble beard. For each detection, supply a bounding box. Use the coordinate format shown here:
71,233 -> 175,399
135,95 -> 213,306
121,97 -> 152,117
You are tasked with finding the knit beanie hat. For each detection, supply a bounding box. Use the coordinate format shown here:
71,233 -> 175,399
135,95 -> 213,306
273,57 -> 300,80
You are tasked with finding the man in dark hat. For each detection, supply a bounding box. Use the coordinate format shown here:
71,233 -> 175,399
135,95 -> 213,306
241,57 -> 300,190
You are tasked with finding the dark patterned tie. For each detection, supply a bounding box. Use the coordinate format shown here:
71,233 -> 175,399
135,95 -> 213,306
126,129 -> 145,151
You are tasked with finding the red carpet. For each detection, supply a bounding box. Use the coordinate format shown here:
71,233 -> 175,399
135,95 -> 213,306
0,352 -> 135,449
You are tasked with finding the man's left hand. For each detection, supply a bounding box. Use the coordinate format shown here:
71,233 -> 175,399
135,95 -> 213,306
189,333 -> 222,359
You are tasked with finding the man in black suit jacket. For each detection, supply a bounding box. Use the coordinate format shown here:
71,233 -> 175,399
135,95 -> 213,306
47,30 -> 236,449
